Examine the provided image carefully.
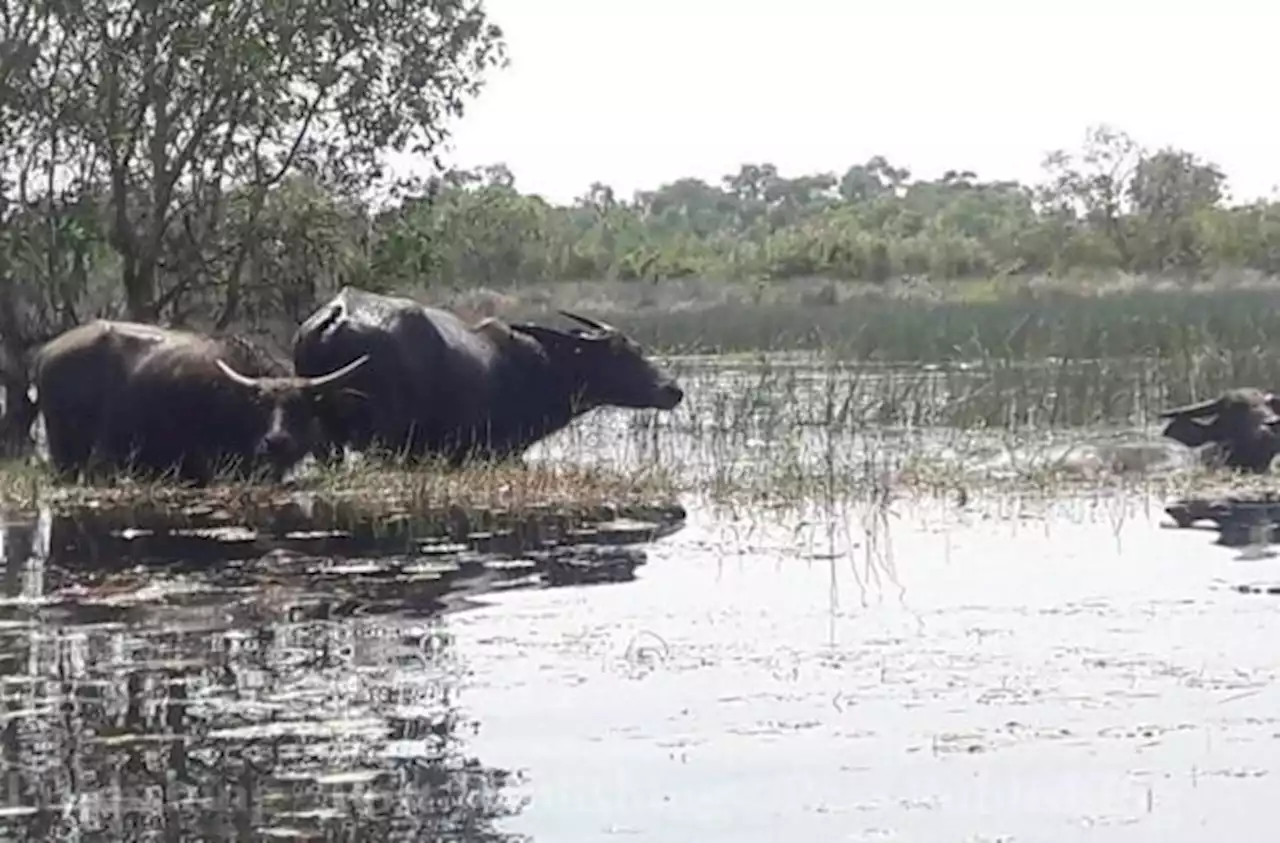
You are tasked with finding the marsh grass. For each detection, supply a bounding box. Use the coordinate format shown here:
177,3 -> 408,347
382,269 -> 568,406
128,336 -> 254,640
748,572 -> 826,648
498,275 -> 1280,367
612,343 -> 1280,518
0,454 -> 681,524
10,279 -> 1280,525
0,371 -> 1258,527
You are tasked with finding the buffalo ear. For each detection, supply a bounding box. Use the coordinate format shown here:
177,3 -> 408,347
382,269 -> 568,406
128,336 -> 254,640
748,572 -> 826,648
310,386 -> 368,408
332,387 -> 371,408
1158,396 -> 1224,420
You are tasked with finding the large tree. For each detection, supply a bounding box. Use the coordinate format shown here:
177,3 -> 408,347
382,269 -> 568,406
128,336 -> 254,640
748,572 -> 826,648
5,0 -> 506,322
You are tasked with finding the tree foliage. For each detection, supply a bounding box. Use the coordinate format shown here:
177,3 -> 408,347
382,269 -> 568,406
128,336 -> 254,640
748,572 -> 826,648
0,0 -> 505,318
361,124 -> 1269,288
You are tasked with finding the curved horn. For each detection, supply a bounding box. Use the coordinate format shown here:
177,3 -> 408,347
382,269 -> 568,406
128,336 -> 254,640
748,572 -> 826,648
558,309 -> 617,335
302,354 -> 370,390
215,359 -> 262,389
1157,396 -> 1224,420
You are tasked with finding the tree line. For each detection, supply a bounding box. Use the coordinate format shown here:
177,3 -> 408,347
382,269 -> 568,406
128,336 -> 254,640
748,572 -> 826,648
377,125 -> 1269,290
12,121 -> 1263,336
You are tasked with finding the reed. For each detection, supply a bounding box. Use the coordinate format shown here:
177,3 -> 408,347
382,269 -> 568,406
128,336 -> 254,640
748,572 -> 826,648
599,283 -> 1280,368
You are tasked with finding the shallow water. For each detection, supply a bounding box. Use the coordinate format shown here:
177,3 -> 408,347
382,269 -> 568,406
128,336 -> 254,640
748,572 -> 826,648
452,497 -> 1280,842
0,355 -> 1272,841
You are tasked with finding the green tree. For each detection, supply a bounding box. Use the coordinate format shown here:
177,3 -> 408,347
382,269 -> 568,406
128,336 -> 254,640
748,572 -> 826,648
1128,148 -> 1226,272
9,0 -> 505,323
1039,125 -> 1142,265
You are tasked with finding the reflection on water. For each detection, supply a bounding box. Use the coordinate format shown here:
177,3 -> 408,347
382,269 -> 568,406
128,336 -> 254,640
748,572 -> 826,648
0,496 -> 686,839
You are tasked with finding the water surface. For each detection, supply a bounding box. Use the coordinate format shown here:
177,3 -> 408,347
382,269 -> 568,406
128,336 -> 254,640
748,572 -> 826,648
454,496 -> 1277,842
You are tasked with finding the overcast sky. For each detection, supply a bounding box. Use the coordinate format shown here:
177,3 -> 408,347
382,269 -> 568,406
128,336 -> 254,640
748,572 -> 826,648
409,0 -> 1275,204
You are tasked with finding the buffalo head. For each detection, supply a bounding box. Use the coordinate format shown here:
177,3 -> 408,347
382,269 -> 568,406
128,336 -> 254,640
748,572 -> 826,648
214,353 -> 370,475
516,311 -> 684,413
1158,388 -> 1280,472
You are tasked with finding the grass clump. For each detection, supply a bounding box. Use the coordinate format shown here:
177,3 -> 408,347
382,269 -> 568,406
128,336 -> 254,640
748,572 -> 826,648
306,456 -> 678,512
0,456 -> 681,524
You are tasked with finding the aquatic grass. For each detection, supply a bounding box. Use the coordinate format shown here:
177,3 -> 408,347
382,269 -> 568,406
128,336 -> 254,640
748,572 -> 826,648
5,322 -> 1278,527
1,391 -> 1252,526
650,342 -> 1280,436
610,350 -> 1280,519
305,453 -> 679,513
0,455 -> 682,523
523,277 -> 1280,366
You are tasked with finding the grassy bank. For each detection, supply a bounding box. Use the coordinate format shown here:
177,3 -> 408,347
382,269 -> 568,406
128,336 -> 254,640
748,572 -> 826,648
444,272 -> 1280,367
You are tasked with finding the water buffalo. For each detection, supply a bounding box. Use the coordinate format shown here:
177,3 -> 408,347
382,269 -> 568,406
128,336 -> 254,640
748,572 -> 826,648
1158,387 -> 1280,473
32,320 -> 174,480
33,320 -> 369,485
291,286 -> 685,465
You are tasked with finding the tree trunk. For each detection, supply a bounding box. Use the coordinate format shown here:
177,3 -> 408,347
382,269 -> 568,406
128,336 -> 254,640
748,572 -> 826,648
0,369 -> 36,458
122,258 -> 158,322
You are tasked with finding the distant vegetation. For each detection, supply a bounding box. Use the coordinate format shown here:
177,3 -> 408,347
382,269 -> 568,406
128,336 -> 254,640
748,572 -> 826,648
372,124 -> 1277,289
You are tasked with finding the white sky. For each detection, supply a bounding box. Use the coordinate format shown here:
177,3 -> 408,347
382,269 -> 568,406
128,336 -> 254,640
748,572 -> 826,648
417,0 -> 1277,205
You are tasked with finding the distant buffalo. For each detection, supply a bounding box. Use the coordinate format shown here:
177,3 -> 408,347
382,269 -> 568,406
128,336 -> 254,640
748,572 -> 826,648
32,320 -> 368,485
291,286 -> 685,465
1158,387 -> 1280,473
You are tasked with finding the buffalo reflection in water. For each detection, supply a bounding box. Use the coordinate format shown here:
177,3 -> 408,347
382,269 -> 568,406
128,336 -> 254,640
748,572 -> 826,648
0,499 -> 683,839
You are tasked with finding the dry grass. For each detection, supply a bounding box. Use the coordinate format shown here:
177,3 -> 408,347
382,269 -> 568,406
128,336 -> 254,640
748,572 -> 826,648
0,456 -> 682,525
307,455 -> 679,512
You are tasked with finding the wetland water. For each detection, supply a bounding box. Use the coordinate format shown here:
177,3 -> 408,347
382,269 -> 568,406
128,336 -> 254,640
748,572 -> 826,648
0,355 -> 1270,841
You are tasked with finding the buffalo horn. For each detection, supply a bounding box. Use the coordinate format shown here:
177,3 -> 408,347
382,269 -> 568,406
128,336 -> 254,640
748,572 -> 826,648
215,359 -> 262,389
1261,394 -> 1280,425
301,354 -> 370,390
558,309 -> 618,335
1157,396 -> 1224,420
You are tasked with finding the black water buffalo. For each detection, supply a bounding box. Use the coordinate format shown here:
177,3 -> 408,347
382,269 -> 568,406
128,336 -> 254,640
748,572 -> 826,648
1158,387 -> 1280,473
32,320 -> 369,485
291,286 -> 685,465
33,320 -> 174,480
